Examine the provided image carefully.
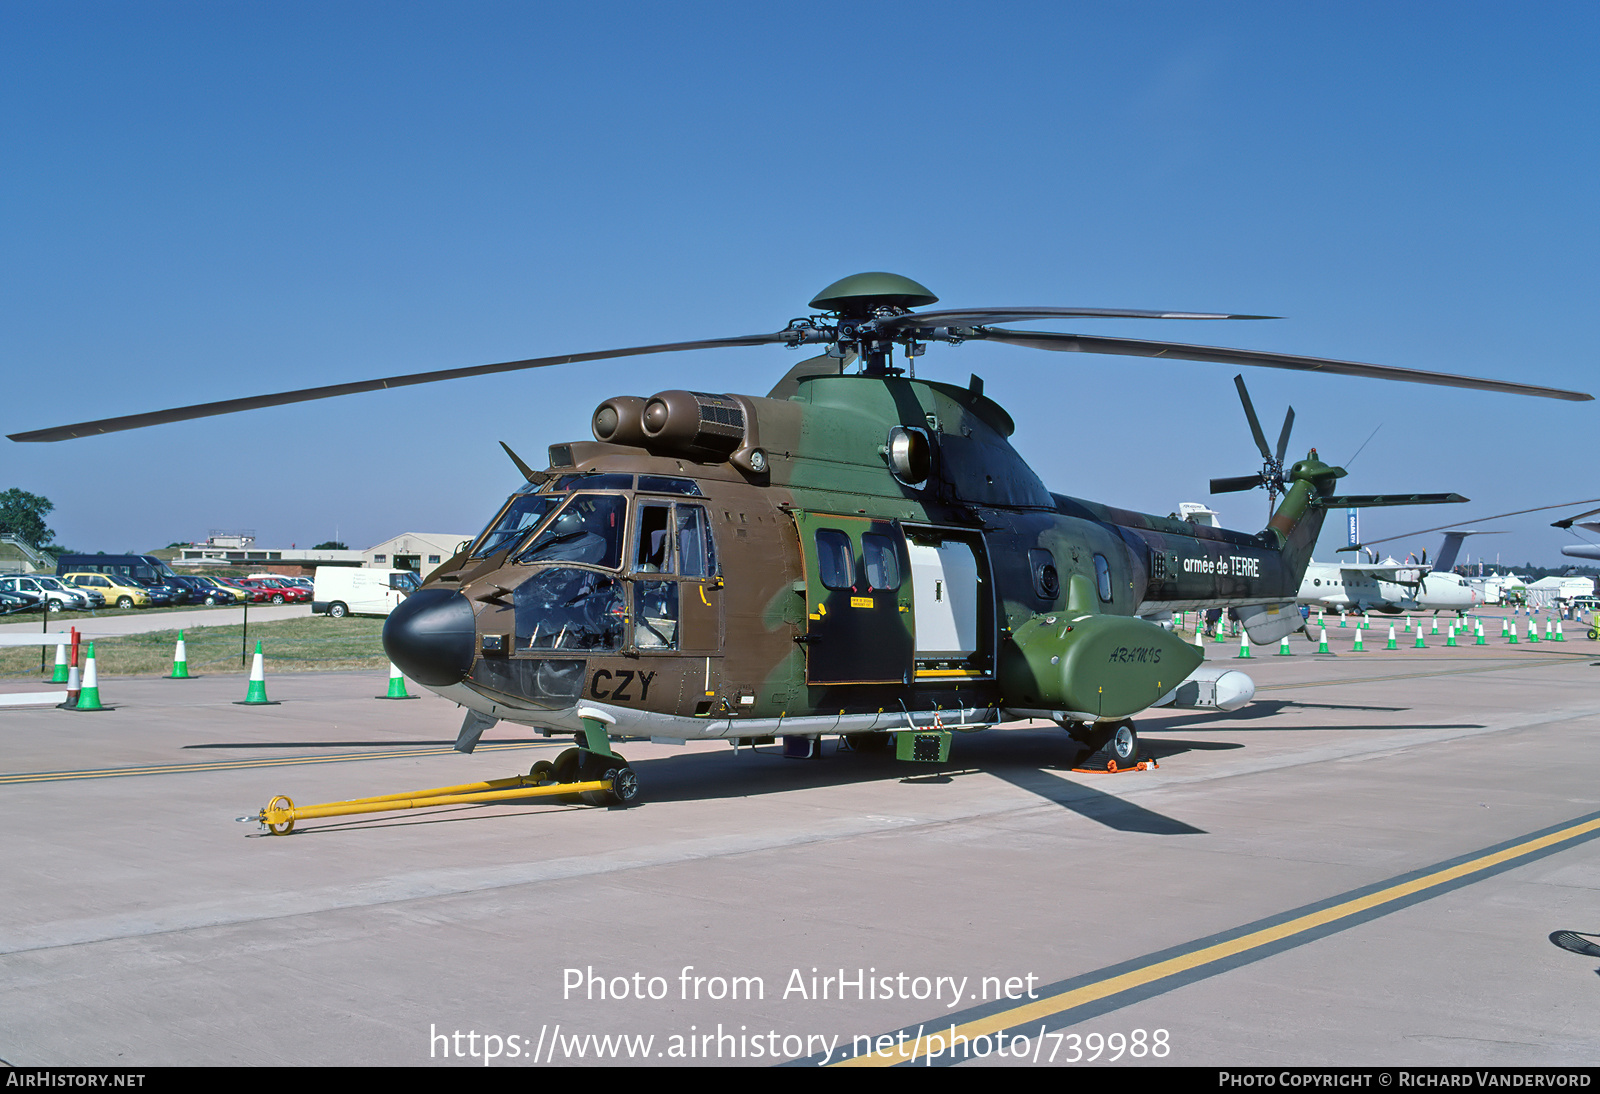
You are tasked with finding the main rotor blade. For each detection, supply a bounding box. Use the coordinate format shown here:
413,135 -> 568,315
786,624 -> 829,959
1339,496 -> 1600,551
8,332 -> 798,443
1210,474 -> 1264,494
1233,374 -> 1272,462
975,328 -> 1593,402
876,307 -> 1274,331
1552,506 -> 1600,530
1274,406 -> 1296,465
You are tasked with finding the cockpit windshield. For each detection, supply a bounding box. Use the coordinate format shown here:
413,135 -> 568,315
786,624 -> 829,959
513,493 -> 627,569
471,494 -> 562,559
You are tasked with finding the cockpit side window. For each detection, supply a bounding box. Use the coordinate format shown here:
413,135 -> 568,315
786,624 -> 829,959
675,505 -> 717,579
514,493 -> 627,569
634,504 -> 673,573
471,494 -> 561,559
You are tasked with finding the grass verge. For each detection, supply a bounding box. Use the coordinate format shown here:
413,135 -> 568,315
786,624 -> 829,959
1,616 -> 390,678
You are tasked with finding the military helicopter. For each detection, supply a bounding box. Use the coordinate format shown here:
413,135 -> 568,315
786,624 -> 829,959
11,272 -> 1592,805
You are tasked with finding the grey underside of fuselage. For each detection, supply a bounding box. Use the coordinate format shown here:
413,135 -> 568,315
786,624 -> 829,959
429,682 -> 1002,740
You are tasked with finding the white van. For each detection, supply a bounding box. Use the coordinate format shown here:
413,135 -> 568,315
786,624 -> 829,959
313,566 -> 420,618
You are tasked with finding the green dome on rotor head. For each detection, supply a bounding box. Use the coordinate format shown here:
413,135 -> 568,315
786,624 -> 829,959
809,272 -> 939,316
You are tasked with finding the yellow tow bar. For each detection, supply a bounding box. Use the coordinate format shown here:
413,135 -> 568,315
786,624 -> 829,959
251,762 -> 637,835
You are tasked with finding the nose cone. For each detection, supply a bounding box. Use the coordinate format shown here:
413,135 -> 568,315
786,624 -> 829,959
383,587 -> 477,687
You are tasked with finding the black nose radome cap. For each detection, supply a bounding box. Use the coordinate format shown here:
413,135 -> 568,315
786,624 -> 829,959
383,587 -> 477,687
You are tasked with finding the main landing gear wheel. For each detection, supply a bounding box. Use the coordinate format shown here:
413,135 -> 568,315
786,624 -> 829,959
1078,720 -> 1139,772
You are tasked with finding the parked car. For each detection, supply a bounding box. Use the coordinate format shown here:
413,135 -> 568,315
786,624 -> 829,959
186,575 -> 245,605
58,576 -> 106,609
0,574 -> 91,612
0,586 -> 44,615
62,572 -> 152,609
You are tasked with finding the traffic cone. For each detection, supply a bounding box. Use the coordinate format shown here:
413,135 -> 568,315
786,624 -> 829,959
1500,618 -> 1510,637
1431,617 -> 1439,635
237,641 -> 275,705
1403,615 -> 1412,633
1194,626 -> 1204,650
1214,623 -> 1226,643
1278,635 -> 1292,656
1353,628 -> 1365,652
170,631 -> 190,679
377,661 -> 416,700
1236,632 -> 1252,659
1475,621 -> 1486,645
1446,625 -> 1458,647
75,642 -> 104,711
1339,613 -> 1347,628
1529,621 -> 1540,644
50,642 -> 68,683
1556,620 -> 1565,642
1318,626 -> 1329,653
58,661 -> 81,709
1508,622 -> 1519,644
1546,620 -> 1555,642
1414,625 -> 1426,648
1386,624 -> 1397,650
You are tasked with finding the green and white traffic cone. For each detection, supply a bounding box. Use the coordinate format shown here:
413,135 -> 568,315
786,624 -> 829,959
1415,625 -> 1426,648
170,631 -> 190,679
1403,615 -> 1411,633
75,643 -> 104,711
1431,617 -> 1439,635
1339,613 -> 1347,628
1353,628 -> 1365,652
1529,621 -> 1540,644
1475,621 -> 1486,645
1556,619 -> 1564,642
1214,622 -> 1226,643
1446,624 -> 1458,647
1361,613 -> 1370,630
1508,622 -> 1519,645
1194,626 -> 1205,651
238,641 -> 274,705
50,642 -> 69,683
1386,624 -> 1397,650
377,661 -> 416,700
1500,618 -> 1510,637
1318,626 -> 1329,654
1545,619 -> 1555,642
1236,632 -> 1252,659
1278,635 -> 1293,656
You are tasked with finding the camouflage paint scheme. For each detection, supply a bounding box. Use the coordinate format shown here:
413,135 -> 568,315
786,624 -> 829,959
416,370 -> 1339,742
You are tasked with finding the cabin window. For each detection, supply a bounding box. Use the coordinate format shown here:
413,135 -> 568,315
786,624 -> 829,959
816,529 -> 855,590
862,533 -> 902,591
1093,553 -> 1113,602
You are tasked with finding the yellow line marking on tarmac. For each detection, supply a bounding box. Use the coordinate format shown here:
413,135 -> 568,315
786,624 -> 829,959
0,741 -> 554,785
836,813 -> 1600,1067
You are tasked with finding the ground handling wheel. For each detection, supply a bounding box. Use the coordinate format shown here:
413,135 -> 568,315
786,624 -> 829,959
265,795 -> 295,835
578,750 -> 634,806
1076,720 -> 1140,773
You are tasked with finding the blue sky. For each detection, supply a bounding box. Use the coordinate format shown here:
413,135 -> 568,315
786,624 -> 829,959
4,2 -> 1596,568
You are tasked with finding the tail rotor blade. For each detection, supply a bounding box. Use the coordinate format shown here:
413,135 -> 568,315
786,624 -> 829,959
1234,375 -> 1272,461
1211,474 -> 1264,494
